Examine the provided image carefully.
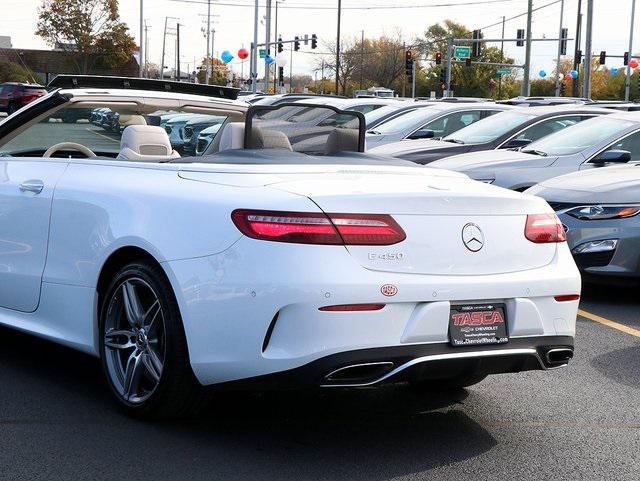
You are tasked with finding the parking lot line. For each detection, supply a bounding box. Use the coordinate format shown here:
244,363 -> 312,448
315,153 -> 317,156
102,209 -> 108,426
85,128 -> 120,143
578,309 -> 640,338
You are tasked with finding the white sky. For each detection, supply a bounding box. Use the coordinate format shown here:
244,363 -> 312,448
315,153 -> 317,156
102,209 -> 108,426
1,0 -> 637,79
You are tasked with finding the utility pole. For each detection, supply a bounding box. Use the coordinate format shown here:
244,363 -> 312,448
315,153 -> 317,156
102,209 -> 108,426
498,15 -> 505,98
176,23 -> 181,81
139,0 -> 144,77
206,0 -> 212,84
289,45 -> 293,93
359,30 -> 365,90
321,59 -> 325,94
522,0 -> 533,96
572,0 -> 582,97
625,0 -> 637,101
411,60 -> 416,98
144,20 -> 150,78
445,37 -> 453,97
554,0 -> 565,97
264,0 -> 272,93
252,0 -> 259,92
335,0 -> 342,95
583,0 -> 594,98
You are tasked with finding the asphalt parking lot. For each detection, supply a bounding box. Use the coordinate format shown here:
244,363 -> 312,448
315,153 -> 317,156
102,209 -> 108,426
0,284 -> 637,481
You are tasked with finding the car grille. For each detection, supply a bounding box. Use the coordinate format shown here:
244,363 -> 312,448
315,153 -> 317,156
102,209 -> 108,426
574,251 -> 615,269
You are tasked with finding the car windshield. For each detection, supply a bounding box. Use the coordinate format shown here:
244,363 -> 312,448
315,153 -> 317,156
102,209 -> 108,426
444,111 -> 535,144
370,107 -> 440,134
522,116 -> 636,157
364,104 -> 430,128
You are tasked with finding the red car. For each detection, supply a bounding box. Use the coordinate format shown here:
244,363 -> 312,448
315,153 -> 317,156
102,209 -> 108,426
0,82 -> 47,114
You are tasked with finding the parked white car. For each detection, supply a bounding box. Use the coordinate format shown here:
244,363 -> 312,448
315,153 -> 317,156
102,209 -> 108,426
0,76 -> 580,418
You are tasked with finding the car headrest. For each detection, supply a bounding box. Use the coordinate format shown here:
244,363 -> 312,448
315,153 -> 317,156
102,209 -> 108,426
117,125 -> 180,161
118,114 -> 147,127
324,129 -> 360,156
217,122 -> 245,151
250,126 -> 293,150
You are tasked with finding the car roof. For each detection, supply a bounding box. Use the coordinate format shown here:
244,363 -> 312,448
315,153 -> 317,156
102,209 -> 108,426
509,105 -> 614,116
604,110 -> 640,122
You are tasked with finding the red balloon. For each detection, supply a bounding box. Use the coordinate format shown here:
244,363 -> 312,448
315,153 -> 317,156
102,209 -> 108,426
565,74 -> 573,81
630,58 -> 639,69
238,48 -> 249,60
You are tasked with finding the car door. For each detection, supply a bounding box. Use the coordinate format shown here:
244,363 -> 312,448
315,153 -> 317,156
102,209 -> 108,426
0,160 -> 67,312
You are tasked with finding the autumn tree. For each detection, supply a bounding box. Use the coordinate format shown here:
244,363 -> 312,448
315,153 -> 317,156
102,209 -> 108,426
36,0 -> 136,74
197,58 -> 230,86
0,61 -> 38,83
415,20 -> 517,99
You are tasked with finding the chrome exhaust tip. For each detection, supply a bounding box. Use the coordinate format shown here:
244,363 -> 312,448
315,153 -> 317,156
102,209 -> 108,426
324,362 -> 394,385
545,348 -> 574,366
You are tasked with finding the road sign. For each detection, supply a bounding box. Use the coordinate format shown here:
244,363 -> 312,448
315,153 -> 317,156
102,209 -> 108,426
496,68 -> 512,75
454,46 -> 471,59
259,49 -> 267,59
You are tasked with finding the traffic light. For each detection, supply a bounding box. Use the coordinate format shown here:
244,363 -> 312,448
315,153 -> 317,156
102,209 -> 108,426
465,58 -> 472,67
294,36 -> 300,51
435,52 -> 442,65
311,34 -> 317,49
405,50 -> 414,77
624,52 -> 629,66
472,29 -> 482,57
516,29 -> 525,47
560,28 -> 568,55
575,49 -> 582,65
439,67 -> 446,85
277,37 -> 283,53
599,51 -> 606,65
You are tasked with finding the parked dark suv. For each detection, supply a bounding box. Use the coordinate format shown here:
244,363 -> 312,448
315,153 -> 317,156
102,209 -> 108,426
0,83 -> 47,114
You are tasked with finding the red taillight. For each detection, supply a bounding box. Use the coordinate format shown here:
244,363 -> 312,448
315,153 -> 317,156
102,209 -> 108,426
554,294 -> 580,302
524,213 -> 566,243
20,95 -> 40,105
231,209 -> 405,245
319,304 -> 385,311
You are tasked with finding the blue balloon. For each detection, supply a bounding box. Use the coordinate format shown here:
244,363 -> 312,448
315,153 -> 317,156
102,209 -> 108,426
570,69 -> 579,79
539,69 -> 547,78
264,55 -> 275,65
220,50 -> 234,64
610,68 -> 618,76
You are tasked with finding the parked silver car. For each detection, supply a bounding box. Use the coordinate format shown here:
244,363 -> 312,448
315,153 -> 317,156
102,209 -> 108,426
527,164 -> 640,282
366,102 -> 509,148
429,111 -> 640,191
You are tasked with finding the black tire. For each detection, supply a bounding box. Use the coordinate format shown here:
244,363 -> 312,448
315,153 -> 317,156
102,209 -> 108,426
98,260 -> 206,419
7,103 -> 17,115
410,372 -> 487,392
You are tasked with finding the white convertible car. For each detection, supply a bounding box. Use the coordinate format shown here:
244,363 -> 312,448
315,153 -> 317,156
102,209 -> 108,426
0,76 -> 580,418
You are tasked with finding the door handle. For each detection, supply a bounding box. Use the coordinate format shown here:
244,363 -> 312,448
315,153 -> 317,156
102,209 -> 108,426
19,179 -> 44,194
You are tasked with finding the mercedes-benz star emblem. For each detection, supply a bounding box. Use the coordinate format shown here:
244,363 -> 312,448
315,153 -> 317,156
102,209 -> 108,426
461,223 -> 485,252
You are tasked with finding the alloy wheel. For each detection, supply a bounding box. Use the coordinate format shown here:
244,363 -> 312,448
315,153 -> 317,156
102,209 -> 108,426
103,277 -> 166,405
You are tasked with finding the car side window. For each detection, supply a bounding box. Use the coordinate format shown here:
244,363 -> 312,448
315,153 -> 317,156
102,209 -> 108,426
350,104 -> 381,114
601,130 -> 640,161
514,115 -> 584,142
420,110 -> 482,137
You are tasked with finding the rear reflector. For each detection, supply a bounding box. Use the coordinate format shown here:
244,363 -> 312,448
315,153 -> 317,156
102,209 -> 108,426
231,209 -> 405,245
554,294 -> 580,302
525,213 -> 566,243
319,304 -> 385,311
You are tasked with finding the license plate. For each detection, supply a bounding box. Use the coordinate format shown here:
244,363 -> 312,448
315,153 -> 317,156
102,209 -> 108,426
449,303 -> 508,347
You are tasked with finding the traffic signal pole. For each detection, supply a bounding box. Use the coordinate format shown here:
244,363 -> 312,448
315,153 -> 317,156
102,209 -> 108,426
582,0 -> 594,98
522,0 -> 533,96
625,0 -> 636,101
445,37 -> 453,96
554,0 -> 565,97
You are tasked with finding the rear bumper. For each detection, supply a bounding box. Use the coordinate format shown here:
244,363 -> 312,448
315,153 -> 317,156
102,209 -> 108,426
211,336 -> 574,390
163,238 -> 580,386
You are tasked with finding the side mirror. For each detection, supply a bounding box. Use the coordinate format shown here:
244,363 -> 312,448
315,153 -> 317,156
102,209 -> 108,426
591,149 -> 632,164
408,129 -> 435,140
503,138 -> 532,149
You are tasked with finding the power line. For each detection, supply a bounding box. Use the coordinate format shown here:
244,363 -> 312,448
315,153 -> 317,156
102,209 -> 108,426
480,0 -> 564,30
167,0 -> 521,10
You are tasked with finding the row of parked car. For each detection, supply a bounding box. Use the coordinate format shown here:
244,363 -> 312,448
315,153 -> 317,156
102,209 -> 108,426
237,91 -> 640,284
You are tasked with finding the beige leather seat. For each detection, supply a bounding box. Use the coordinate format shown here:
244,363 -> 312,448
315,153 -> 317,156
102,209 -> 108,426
117,125 -> 180,161
324,129 -> 360,155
